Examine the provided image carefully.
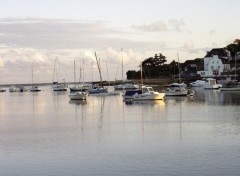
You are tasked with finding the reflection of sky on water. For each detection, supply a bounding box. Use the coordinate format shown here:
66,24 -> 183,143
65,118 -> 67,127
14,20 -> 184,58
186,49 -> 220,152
1,87 -> 240,176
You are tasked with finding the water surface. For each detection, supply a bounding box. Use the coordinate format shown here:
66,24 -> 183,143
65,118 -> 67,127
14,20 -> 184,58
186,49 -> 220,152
0,87 -> 240,176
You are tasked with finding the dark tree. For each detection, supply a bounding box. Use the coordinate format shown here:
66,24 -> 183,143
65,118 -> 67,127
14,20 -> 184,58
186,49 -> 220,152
226,39 -> 240,57
142,53 -> 167,67
141,53 -> 167,78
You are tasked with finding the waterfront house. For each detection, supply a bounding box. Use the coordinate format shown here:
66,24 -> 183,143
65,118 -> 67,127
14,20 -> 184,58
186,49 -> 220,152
197,48 -> 232,77
197,55 -> 224,77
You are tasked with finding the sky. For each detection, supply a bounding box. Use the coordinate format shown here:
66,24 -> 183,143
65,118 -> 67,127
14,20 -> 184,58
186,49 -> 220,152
0,0 -> 239,84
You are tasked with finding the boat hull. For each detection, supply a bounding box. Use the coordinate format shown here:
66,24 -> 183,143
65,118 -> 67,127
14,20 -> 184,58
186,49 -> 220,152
220,87 -> 240,91
132,93 -> 165,100
52,85 -> 67,91
165,90 -> 188,96
88,88 -> 108,94
69,92 -> 88,100
122,89 -> 142,99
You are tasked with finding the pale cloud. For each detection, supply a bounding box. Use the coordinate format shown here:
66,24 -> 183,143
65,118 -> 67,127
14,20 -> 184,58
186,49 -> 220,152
168,19 -> 186,32
211,42 -> 219,48
187,47 -> 209,55
183,41 -> 194,49
0,45 -> 149,83
132,19 -> 186,32
132,20 -> 167,32
0,18 -> 123,50
209,30 -> 216,35
0,18 -> 201,84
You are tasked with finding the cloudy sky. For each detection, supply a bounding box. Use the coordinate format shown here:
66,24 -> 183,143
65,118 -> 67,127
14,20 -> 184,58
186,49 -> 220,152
0,0 -> 239,84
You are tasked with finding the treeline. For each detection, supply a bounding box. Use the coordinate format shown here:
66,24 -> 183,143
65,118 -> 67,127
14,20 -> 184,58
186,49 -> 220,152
127,39 -> 240,79
127,53 -> 180,79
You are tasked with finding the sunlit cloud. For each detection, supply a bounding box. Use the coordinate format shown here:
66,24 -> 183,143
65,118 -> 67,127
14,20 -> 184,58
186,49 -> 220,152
183,41 -> 194,49
0,17 -> 208,84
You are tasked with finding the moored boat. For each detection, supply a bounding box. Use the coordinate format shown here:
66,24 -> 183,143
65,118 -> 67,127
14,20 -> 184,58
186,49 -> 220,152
167,82 -> 187,88
122,89 -> 142,99
29,86 -> 41,92
114,83 -> 139,90
220,81 -> 240,91
52,83 -> 67,91
69,91 -> 88,100
203,78 -> 222,89
132,86 -> 165,100
165,87 -> 189,96
9,85 -> 27,92
189,80 -> 206,87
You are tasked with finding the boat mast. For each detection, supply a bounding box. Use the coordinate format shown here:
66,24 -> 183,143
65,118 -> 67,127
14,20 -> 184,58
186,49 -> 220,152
79,60 -> 82,83
94,52 -> 103,85
106,60 -> 110,86
141,61 -> 143,86
52,58 -> 57,83
177,53 -> 181,83
31,62 -> 34,87
82,58 -> 85,83
74,60 -> 76,86
121,48 -> 123,83
235,53 -> 237,80
91,61 -> 93,83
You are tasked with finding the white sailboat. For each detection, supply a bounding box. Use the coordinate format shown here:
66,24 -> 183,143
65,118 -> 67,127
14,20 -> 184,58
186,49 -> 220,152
165,53 -> 189,96
114,49 -> 139,90
69,59 -> 91,92
88,52 -> 108,95
69,60 -> 88,100
29,63 -> 41,92
52,57 -> 67,91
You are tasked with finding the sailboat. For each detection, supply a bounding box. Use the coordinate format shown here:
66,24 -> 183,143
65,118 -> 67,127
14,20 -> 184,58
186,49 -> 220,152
114,49 -> 139,90
52,57 -> 67,91
220,53 -> 240,91
88,52 -> 108,95
69,60 -> 88,100
132,61 -> 165,100
69,59 -> 91,92
29,63 -> 41,92
165,53 -> 189,96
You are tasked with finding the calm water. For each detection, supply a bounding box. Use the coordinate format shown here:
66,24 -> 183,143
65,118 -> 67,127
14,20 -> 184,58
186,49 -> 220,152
0,87 -> 240,176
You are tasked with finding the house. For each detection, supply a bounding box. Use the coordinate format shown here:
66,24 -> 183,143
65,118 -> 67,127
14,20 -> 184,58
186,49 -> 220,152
180,58 -> 203,77
197,55 -> 224,77
196,48 -> 233,77
205,48 -> 231,61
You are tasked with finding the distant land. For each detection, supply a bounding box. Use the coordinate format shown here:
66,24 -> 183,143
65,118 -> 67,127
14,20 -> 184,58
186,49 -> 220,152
0,77 -> 197,88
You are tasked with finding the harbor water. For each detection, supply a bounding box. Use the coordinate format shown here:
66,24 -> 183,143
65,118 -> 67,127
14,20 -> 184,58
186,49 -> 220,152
0,87 -> 240,176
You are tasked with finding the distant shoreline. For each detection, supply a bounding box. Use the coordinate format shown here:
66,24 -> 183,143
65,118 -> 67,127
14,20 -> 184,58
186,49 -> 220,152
0,77 -> 197,87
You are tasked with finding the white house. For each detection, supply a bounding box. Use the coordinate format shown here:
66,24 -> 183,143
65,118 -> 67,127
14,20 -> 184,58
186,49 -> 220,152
197,55 -> 224,77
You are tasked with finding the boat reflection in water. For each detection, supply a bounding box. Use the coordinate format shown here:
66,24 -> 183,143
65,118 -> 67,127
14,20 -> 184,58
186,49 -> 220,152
123,99 -> 165,106
69,99 -> 87,105
190,87 -> 240,105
